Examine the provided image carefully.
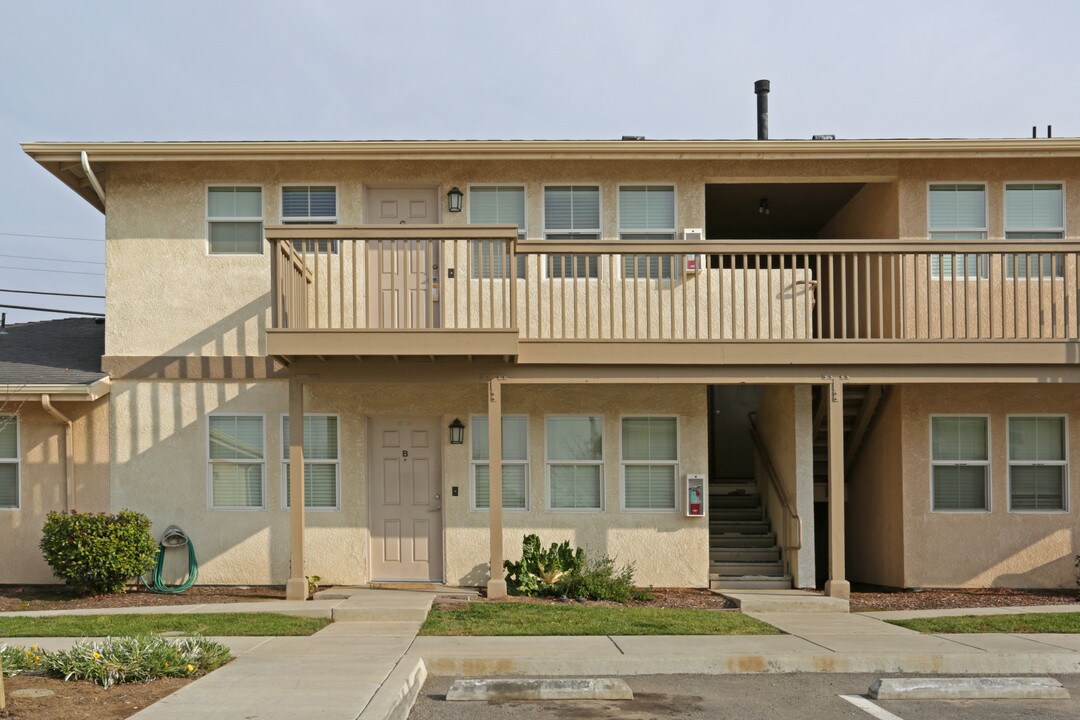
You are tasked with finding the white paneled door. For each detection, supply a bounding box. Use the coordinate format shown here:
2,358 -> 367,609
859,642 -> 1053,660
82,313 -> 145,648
365,187 -> 440,328
369,417 -> 443,581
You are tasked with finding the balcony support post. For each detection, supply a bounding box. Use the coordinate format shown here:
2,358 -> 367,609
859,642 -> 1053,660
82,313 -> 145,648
824,375 -> 850,600
285,377 -> 308,601
486,378 -> 507,599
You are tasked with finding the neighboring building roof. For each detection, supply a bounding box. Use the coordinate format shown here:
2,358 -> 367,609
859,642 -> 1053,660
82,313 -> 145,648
0,317 -> 107,388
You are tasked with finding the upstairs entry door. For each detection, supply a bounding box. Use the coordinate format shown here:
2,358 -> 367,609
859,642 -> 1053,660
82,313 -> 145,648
365,187 -> 440,328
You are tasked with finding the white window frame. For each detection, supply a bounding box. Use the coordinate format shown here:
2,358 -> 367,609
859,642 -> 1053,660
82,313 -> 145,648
545,414 -> 605,512
617,184 -> 678,281
207,413 -> 267,511
206,184 -> 265,256
542,184 -> 602,279
619,414 -> 680,512
469,414 -> 530,512
926,182 -> 988,280
281,184 -> 339,254
1007,413 -> 1069,513
280,413 -> 341,512
929,414 -> 991,513
468,184 -> 527,279
0,415 -> 19,510
1004,181 -> 1066,279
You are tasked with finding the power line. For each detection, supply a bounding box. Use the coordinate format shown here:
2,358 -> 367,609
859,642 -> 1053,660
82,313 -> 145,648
0,231 -> 104,242
0,303 -> 104,317
0,253 -> 104,266
0,288 -> 105,299
0,265 -> 104,277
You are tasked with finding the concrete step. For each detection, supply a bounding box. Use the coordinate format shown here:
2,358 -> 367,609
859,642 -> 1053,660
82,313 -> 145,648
708,508 -> 762,521
717,589 -> 849,613
710,561 -> 784,576
710,547 -> 781,563
709,521 -> 772,535
708,493 -> 760,509
709,483 -> 757,496
710,534 -> 776,548
333,605 -> 431,623
710,576 -> 793,590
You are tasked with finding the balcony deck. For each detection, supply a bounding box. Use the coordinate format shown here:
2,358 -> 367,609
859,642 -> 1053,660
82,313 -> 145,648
266,225 -> 1080,367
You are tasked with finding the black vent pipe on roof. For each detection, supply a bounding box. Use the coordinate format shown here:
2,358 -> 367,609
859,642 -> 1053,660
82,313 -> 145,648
755,79 -> 770,140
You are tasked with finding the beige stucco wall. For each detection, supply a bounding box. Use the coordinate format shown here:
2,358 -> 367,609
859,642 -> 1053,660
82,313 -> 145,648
0,397 -> 111,583
109,379 -> 708,587
754,385 -> 816,588
846,386 -> 906,587
901,384 -> 1080,589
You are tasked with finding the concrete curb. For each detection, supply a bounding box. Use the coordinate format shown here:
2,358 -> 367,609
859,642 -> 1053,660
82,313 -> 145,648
869,676 -> 1070,700
358,656 -> 427,720
416,651 -> 1080,677
446,677 -> 633,701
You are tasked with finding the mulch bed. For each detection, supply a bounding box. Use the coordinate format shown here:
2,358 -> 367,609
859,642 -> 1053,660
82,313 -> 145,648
0,585 -> 284,613
0,675 -> 191,720
849,584 -> 1080,613
439,587 -> 738,611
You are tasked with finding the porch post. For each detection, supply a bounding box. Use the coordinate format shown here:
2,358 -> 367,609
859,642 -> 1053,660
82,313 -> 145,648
487,379 -> 507,598
285,377 -> 307,601
824,377 -> 850,599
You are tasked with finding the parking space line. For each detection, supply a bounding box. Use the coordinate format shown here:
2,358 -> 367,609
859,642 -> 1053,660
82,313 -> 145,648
839,694 -> 905,720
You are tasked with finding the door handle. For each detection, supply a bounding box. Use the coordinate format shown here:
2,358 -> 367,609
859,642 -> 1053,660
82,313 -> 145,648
431,505 -> 442,512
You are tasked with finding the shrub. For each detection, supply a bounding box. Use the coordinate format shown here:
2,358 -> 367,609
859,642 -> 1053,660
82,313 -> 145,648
1,643 -> 45,676
40,510 -> 159,595
43,636 -> 231,688
503,534 -> 584,597
561,554 -> 650,603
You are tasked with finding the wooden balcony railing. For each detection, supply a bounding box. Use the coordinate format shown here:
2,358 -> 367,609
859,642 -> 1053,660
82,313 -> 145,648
266,228 -> 1080,350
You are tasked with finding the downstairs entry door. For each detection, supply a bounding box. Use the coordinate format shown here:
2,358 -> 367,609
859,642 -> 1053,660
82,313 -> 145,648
369,417 -> 444,581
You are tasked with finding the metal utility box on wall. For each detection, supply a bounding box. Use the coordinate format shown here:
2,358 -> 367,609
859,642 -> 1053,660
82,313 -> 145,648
686,473 -> 706,517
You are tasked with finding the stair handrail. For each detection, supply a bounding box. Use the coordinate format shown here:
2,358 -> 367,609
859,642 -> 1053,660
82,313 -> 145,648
746,412 -> 802,551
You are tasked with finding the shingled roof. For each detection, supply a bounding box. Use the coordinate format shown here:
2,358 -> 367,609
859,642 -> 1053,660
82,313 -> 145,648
0,317 -> 106,387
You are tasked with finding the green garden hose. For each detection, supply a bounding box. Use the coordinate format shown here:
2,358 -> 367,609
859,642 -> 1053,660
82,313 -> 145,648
142,525 -> 198,594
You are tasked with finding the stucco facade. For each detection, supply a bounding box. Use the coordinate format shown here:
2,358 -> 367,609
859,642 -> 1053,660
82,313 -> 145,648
109,379 -> 708,587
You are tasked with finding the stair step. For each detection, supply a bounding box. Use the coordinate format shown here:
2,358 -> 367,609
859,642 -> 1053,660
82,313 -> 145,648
710,561 -> 784,576
709,493 -> 760,508
709,484 -> 757,496
711,548 -> 781,562
711,534 -> 776,549
709,508 -> 762,521
710,521 -> 772,535
710,576 -> 793,590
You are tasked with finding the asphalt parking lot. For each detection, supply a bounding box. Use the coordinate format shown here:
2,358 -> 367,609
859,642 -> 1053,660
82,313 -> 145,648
409,673 -> 1080,719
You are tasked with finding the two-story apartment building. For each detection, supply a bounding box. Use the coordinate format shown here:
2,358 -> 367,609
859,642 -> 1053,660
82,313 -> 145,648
6,134 -> 1080,601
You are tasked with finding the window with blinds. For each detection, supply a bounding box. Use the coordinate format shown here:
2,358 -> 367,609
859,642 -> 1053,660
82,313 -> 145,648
1005,184 -> 1064,278
0,416 -> 18,509
282,186 -> 338,253
1008,416 -> 1067,512
928,184 -> 987,279
208,187 -> 263,254
208,415 -> 265,509
621,417 -> 678,510
619,186 -> 678,280
471,415 -> 528,510
547,415 -> 603,510
469,186 -> 525,279
544,186 -> 600,279
930,416 -> 989,511
282,415 -> 340,510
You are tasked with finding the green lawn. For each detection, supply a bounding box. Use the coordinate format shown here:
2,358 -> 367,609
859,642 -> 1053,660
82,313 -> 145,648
0,612 -> 330,637
419,602 -> 781,636
889,612 -> 1080,634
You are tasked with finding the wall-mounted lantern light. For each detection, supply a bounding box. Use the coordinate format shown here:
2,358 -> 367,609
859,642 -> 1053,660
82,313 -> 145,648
449,418 -> 465,444
447,186 -> 464,213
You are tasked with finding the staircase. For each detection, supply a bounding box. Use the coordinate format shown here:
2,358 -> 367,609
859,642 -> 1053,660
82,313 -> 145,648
811,385 -> 885,489
709,478 -> 791,590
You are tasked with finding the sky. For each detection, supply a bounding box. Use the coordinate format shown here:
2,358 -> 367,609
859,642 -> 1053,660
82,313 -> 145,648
1,0 -> 1078,324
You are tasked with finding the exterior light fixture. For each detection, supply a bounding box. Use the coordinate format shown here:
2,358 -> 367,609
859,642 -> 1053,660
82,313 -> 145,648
447,187 -> 464,213
449,418 -> 465,444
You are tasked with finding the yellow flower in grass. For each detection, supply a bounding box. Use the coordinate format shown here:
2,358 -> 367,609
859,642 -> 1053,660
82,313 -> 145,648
92,651 -> 101,659
30,644 -> 38,650
34,655 -> 41,662
164,661 -> 169,667
186,664 -> 195,673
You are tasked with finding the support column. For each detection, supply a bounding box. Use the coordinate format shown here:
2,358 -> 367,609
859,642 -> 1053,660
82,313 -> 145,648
486,379 -> 507,599
285,377 -> 307,601
824,377 -> 850,599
